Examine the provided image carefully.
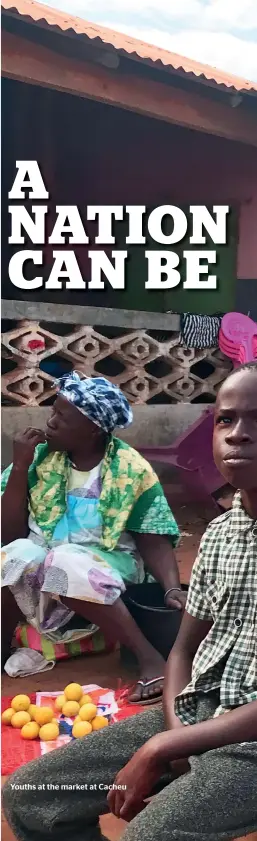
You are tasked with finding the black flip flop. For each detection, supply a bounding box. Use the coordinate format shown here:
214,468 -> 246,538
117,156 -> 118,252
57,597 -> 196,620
130,676 -> 164,706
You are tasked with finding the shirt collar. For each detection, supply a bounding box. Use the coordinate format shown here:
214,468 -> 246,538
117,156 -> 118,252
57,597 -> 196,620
226,490 -> 255,540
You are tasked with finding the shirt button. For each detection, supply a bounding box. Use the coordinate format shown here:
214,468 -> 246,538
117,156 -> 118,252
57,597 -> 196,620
234,618 -> 242,629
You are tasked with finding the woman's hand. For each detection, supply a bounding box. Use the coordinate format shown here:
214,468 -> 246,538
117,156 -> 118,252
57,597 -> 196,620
107,740 -> 167,822
2,428 -> 45,545
13,428 -> 45,471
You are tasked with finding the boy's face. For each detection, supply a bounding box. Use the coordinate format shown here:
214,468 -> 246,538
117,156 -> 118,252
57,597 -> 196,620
213,369 -> 257,490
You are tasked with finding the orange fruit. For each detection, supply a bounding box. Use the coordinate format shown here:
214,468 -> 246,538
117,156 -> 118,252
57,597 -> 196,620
62,701 -> 80,717
55,695 -> 66,712
79,694 -> 92,707
21,722 -> 40,740
28,704 -> 38,720
34,707 -> 54,726
39,722 -> 59,741
12,711 -> 31,729
11,695 -> 30,712
72,721 -> 92,738
91,716 -> 108,731
2,708 -> 15,725
64,683 -> 83,702
79,703 -> 97,722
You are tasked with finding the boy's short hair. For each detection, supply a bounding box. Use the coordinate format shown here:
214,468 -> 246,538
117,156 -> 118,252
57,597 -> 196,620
224,361 -> 257,380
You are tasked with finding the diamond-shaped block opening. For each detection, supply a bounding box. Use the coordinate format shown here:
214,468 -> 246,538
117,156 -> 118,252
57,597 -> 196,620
134,380 -> 146,394
191,393 -> 215,404
7,328 -> 59,356
41,396 -> 57,405
190,361 -> 215,379
148,330 -> 180,344
94,327 -> 131,339
178,380 -> 194,394
66,332 -> 110,359
94,358 -> 126,376
2,320 -> 17,331
167,346 -> 195,367
118,340 -> 154,361
40,355 -> 73,378
40,322 -> 73,337
147,392 -> 177,405
145,359 -> 173,378
123,375 -> 159,403
28,380 -> 40,394
176,348 -> 193,358
1,357 -> 18,374
8,376 -> 44,399
116,333 -> 159,363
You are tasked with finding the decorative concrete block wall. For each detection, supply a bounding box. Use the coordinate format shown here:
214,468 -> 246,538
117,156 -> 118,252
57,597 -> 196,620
1,301 -> 232,409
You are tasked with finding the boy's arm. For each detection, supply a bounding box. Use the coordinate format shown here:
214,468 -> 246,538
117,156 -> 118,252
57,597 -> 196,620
163,532 -> 213,730
150,700 -> 257,763
163,612 -> 212,729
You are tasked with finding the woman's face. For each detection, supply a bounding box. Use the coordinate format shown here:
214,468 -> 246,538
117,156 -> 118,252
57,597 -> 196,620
45,396 -> 99,452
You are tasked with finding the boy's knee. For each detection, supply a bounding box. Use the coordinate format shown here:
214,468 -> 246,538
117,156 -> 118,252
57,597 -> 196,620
2,771 -> 23,821
3,766 -> 43,830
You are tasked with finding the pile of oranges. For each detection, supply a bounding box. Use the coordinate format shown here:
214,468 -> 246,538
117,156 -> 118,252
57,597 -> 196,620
55,683 -> 108,739
2,683 -> 108,741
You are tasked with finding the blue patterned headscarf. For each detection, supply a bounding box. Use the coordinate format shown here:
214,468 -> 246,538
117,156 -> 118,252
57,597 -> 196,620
56,372 -> 133,434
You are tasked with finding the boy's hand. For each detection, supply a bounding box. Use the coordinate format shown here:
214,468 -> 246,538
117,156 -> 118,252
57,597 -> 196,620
107,741 -> 166,822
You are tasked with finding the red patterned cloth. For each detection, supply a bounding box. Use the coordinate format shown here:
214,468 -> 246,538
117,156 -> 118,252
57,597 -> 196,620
1,688 -> 145,775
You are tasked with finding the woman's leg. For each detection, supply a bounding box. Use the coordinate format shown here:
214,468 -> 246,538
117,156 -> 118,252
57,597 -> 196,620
62,596 -> 165,702
1,539 -> 49,670
1,587 -> 24,670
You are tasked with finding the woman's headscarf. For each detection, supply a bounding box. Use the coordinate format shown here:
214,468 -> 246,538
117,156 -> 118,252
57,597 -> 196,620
56,372 -> 133,434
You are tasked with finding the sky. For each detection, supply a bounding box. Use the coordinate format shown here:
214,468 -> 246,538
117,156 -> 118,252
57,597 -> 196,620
39,0 -> 257,82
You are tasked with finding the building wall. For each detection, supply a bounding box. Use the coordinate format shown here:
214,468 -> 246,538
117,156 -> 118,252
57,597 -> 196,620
2,80 -> 257,313
1,404 -> 208,470
2,83 -> 256,463
78,100 -> 257,281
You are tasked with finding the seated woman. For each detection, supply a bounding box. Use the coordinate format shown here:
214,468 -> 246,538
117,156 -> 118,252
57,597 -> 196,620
1,373 -> 185,703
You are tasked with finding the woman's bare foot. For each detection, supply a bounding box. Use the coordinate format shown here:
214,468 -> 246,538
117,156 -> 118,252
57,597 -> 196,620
129,651 -> 166,704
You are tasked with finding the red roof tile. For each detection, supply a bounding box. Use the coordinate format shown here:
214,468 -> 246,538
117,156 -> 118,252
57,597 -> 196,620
2,0 -> 257,94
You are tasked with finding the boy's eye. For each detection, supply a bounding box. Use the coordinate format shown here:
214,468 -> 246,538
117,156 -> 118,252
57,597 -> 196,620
217,415 -> 231,425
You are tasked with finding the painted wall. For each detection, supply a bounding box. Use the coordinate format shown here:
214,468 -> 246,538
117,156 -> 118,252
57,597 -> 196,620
2,404 -> 208,470
2,79 -> 257,309
77,102 -> 256,281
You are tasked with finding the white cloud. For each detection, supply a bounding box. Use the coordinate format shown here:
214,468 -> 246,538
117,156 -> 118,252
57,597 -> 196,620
47,0 -> 202,17
44,0 -> 257,31
39,0 -> 257,81
105,23 -> 257,80
205,0 -> 257,31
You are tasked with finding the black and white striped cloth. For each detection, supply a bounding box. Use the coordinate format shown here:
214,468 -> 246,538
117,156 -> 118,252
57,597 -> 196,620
180,313 -> 222,349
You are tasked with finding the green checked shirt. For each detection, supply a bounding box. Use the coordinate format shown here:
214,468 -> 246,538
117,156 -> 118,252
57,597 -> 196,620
175,492 -> 257,725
